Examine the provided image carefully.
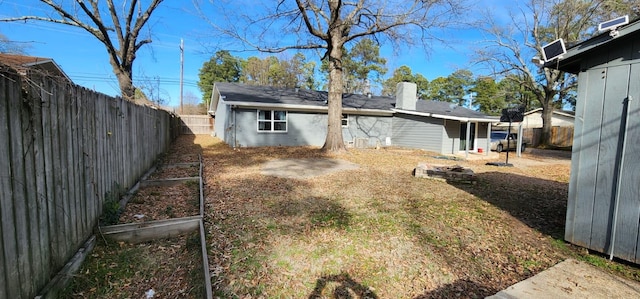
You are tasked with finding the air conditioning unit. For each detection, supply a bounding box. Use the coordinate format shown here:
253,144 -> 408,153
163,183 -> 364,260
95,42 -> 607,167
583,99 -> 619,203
355,138 -> 369,149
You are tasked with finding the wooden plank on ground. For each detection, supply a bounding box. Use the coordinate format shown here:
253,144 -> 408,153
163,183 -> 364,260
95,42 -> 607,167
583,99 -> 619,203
99,216 -> 201,243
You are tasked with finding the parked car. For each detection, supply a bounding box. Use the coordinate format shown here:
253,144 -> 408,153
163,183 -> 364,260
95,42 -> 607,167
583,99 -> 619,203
490,131 -> 528,152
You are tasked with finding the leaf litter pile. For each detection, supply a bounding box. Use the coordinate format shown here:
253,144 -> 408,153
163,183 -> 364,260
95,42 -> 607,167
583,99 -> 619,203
193,135 -> 640,298
63,135 -> 206,298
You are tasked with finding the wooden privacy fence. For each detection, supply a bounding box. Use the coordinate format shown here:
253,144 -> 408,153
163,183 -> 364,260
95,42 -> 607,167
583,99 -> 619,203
180,114 -> 213,134
522,126 -> 574,147
0,69 -> 181,299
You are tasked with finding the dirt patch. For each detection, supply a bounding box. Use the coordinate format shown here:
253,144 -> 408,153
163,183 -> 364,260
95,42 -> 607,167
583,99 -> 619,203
119,182 -> 200,223
261,158 -> 359,179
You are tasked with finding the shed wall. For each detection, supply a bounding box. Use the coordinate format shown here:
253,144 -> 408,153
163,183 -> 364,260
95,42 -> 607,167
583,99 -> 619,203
565,37 -> 640,264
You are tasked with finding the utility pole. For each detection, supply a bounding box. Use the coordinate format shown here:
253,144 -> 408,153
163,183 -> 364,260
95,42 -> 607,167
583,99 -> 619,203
180,38 -> 184,115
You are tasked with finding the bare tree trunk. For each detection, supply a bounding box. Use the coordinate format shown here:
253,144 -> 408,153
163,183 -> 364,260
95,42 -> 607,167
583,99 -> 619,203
323,35 -> 346,152
112,61 -> 135,101
540,103 -> 554,146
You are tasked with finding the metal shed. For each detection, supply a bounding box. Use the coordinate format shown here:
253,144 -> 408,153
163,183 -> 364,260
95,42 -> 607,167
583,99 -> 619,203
548,18 -> 640,263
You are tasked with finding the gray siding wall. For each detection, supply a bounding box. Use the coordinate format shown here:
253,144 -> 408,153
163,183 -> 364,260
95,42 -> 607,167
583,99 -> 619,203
477,122 -> 490,152
565,38 -> 640,264
233,109 -> 327,147
392,114 -> 444,153
442,120 -> 459,154
213,99 -> 228,140
226,108 -> 393,147
343,115 -> 393,147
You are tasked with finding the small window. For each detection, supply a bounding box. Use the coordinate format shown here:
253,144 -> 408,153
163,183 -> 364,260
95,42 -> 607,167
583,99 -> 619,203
257,110 -> 287,132
341,114 -> 349,127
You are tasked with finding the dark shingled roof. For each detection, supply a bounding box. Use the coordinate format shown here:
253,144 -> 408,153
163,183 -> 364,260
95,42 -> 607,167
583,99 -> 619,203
214,82 -> 493,120
214,82 -> 396,110
415,99 -> 492,119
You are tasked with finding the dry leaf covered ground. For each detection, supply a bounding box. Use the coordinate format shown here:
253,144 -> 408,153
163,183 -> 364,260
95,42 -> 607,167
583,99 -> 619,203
62,137 -> 205,298
188,134 -> 640,298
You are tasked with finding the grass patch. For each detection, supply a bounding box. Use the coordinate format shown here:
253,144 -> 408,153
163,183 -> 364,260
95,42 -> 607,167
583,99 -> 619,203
61,233 -> 204,298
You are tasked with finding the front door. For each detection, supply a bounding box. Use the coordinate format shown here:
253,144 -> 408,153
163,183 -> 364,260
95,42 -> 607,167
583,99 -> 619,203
459,123 -> 476,151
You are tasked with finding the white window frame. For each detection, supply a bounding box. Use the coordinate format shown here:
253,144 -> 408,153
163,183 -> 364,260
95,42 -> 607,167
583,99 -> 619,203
341,114 -> 349,127
257,110 -> 288,132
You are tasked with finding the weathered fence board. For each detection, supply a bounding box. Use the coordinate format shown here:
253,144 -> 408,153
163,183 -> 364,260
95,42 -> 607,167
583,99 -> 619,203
0,71 -> 19,299
523,126 -> 574,147
0,69 -> 180,299
8,75 -> 34,297
180,115 -> 213,134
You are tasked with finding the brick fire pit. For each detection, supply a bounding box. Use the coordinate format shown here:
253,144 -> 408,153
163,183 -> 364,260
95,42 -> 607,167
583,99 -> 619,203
414,163 -> 476,184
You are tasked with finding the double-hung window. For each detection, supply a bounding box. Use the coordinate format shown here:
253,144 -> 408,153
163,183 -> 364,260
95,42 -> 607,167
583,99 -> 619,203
257,110 -> 287,132
341,114 -> 349,127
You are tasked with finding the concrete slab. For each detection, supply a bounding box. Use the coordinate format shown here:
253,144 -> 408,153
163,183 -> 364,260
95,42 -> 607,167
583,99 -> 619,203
487,259 -> 640,299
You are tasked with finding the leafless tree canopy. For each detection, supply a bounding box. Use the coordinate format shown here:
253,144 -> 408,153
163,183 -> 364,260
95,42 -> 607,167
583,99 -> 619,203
1,0 -> 164,101
471,0 -> 622,145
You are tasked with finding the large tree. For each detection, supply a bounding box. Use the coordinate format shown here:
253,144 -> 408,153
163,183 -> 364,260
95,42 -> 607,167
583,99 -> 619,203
241,53 -> 316,89
321,38 -> 387,94
203,0 -> 467,152
382,65 -> 429,99
474,0 -> 636,145
1,0 -> 164,101
424,69 -> 474,106
198,50 -> 242,107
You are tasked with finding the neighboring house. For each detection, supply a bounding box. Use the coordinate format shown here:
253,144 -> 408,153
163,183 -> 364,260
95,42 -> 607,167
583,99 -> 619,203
208,82 -> 497,155
494,108 -> 575,147
494,108 -> 575,129
548,17 -> 640,264
0,53 -> 73,83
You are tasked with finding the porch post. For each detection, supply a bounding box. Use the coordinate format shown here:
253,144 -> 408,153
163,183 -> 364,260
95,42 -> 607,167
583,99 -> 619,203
486,122 -> 491,156
465,120 -> 471,159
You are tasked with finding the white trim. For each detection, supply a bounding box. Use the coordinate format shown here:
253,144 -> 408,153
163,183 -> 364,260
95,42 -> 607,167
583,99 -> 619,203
393,108 -> 498,123
256,110 -> 288,133
224,100 -> 394,116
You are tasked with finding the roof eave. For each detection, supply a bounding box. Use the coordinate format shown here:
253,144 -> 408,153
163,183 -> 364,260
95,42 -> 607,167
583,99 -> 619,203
224,100 -> 394,116
393,108 -> 498,123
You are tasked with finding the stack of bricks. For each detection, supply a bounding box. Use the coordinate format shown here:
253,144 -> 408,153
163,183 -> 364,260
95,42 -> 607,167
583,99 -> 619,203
414,163 -> 476,184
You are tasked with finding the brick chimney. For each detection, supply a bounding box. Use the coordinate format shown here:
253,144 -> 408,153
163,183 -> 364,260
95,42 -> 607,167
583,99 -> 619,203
396,82 -> 417,110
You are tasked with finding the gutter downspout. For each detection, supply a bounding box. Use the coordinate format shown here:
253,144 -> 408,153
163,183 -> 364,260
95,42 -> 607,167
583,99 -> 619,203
233,106 -> 237,149
609,95 -> 632,260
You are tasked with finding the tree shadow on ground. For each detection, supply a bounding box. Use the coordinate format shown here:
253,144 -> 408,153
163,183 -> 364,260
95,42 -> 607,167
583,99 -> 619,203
413,278 -> 499,299
270,196 -> 352,233
308,272 -> 378,299
450,171 -> 568,239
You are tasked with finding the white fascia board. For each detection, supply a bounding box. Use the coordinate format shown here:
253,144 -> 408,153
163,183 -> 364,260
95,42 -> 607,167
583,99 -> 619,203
224,100 -> 393,116
393,108 -> 499,123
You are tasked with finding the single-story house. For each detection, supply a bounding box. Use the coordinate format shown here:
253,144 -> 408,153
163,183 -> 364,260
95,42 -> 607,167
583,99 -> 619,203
208,82 -> 497,155
0,53 -> 72,83
494,108 -> 575,129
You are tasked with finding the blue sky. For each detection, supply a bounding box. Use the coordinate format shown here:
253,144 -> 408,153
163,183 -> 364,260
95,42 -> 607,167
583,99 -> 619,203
0,0 -> 516,109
